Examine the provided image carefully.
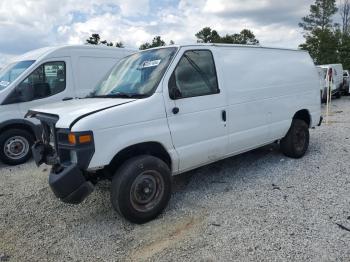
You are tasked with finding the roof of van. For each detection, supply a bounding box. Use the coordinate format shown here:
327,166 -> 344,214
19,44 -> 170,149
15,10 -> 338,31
9,45 -> 136,63
142,43 -> 307,52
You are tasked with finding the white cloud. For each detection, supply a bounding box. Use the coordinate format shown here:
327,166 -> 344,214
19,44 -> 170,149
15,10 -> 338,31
203,0 -> 270,13
0,0 -> 318,67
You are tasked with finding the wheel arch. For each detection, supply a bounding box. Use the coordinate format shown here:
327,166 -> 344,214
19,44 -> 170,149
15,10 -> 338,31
0,119 -> 40,140
107,141 -> 172,175
293,109 -> 311,128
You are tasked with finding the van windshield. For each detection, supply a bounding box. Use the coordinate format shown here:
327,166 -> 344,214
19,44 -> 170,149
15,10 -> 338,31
90,47 -> 178,98
0,60 -> 35,91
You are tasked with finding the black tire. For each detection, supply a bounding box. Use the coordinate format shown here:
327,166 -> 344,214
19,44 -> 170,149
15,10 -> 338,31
0,129 -> 34,165
111,155 -> 172,224
336,91 -> 341,99
280,119 -> 309,159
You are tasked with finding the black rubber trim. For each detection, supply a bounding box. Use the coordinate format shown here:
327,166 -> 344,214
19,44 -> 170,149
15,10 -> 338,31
62,181 -> 94,204
0,119 -> 42,139
49,164 -> 94,204
56,129 -> 95,170
68,100 -> 136,129
318,116 -> 323,126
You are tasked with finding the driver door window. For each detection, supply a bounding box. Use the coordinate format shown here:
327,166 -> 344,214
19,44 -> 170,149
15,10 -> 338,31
18,61 -> 66,101
169,50 -> 219,99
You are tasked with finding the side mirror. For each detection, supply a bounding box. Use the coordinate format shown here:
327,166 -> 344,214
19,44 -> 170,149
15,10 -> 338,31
169,73 -> 182,100
1,86 -> 25,104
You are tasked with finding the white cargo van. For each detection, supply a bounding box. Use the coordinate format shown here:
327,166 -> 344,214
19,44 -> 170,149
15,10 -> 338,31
27,44 -> 322,223
343,70 -> 350,95
0,45 -> 134,165
317,64 -> 343,101
317,67 -> 328,102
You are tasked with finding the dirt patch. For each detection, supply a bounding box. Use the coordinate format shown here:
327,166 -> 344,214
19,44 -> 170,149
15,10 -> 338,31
129,215 -> 205,261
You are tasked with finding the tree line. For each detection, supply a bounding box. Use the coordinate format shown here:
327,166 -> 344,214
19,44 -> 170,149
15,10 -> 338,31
299,0 -> 350,69
85,28 -> 259,50
85,0 -> 349,68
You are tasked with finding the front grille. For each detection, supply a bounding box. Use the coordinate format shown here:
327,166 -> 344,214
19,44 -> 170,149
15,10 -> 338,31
57,132 -> 68,144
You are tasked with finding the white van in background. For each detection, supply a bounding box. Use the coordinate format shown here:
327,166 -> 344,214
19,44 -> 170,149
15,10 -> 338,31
0,45 -> 135,165
317,67 -> 327,101
343,70 -> 350,95
317,64 -> 343,101
28,44 -> 322,223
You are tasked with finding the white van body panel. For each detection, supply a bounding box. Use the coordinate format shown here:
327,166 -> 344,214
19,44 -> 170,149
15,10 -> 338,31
0,45 -> 134,127
73,94 -> 178,169
30,98 -> 135,128
161,46 -> 228,172
29,44 -> 321,174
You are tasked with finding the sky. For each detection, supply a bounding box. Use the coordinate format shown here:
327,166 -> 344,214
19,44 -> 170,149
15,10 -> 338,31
0,0 -> 328,67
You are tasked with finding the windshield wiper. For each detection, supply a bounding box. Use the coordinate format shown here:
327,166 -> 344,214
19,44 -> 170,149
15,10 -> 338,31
89,92 -> 148,99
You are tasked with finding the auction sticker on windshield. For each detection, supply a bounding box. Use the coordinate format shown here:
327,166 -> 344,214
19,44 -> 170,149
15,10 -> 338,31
0,81 -> 10,87
142,60 -> 161,68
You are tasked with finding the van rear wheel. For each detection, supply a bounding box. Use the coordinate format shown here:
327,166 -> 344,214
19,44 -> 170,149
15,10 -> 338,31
0,129 -> 34,165
111,155 -> 172,224
280,119 -> 309,159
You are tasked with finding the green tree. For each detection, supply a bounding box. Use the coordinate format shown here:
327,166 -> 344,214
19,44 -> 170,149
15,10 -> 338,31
100,40 -> 113,46
339,0 -> 350,69
195,27 -> 259,45
340,0 -> 350,34
86,34 -> 124,48
300,28 -> 340,64
299,0 -> 339,64
115,42 -> 124,48
299,0 -> 338,32
339,34 -> 350,68
139,36 -> 166,50
195,27 -> 221,43
86,33 -> 101,45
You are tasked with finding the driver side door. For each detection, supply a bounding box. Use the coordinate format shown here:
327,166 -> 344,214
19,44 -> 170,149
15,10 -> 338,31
16,58 -> 74,120
163,48 -> 228,172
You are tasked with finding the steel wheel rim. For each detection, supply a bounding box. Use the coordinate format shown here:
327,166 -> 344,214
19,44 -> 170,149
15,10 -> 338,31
130,170 -> 165,213
4,136 -> 29,160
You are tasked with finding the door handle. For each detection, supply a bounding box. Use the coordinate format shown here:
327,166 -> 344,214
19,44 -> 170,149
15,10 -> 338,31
222,110 -> 226,122
172,107 -> 179,115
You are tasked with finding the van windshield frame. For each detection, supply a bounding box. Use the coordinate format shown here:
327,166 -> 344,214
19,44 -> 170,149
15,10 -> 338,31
0,60 -> 35,91
89,47 -> 178,99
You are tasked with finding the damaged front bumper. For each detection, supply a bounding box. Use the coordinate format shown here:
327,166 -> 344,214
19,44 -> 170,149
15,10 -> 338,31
28,109 -> 96,205
32,141 -> 95,204
49,164 -> 94,204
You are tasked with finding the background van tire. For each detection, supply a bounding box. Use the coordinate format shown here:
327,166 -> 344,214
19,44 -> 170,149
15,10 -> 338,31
335,91 -> 341,99
0,129 -> 34,165
280,119 -> 309,159
111,155 -> 172,224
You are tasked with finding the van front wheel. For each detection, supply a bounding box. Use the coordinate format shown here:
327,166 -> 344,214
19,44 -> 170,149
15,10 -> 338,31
111,155 -> 172,224
0,129 -> 34,165
280,119 -> 309,159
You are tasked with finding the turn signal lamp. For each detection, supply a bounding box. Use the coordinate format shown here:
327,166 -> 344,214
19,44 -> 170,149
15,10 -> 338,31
68,133 -> 92,145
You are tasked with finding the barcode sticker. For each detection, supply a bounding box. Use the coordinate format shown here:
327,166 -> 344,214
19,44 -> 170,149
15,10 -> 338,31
142,60 -> 161,68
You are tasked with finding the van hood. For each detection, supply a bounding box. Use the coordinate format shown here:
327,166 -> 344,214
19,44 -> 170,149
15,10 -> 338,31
26,98 -> 136,128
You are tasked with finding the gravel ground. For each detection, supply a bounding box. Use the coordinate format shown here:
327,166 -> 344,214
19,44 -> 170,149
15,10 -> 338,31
1,97 -> 350,262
